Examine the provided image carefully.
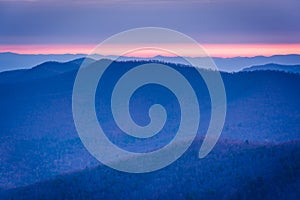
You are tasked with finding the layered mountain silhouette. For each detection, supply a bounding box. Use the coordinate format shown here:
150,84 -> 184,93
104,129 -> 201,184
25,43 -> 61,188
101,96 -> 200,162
0,59 -> 299,199
1,52 -> 300,72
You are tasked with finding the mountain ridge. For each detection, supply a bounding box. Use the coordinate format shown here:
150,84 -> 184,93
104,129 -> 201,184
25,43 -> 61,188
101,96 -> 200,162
0,60 -> 299,189
242,63 -> 300,74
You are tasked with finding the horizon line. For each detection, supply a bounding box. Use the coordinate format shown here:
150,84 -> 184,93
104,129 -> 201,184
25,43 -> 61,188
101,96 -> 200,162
1,44 -> 300,58
1,51 -> 300,60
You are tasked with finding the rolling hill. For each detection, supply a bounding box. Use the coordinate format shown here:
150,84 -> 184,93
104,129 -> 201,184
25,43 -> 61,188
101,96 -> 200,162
2,140 -> 299,199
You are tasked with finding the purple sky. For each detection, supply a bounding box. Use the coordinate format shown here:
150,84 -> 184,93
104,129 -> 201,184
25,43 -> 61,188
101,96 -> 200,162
1,0 -> 300,45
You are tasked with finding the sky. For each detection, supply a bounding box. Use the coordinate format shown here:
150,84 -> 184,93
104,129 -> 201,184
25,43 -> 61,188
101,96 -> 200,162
1,0 -> 300,57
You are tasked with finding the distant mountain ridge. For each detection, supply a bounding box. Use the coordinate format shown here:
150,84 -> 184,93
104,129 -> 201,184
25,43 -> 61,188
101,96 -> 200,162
242,63 -> 300,74
1,52 -> 300,72
0,52 -> 86,72
142,54 -> 300,72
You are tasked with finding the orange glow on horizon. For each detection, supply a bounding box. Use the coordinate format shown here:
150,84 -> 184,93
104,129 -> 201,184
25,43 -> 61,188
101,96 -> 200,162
0,44 -> 300,58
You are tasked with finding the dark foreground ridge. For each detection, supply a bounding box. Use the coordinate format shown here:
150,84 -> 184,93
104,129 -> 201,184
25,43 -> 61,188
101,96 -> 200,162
2,140 -> 299,199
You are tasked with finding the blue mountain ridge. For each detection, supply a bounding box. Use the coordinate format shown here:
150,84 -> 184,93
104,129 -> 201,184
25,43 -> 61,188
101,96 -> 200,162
242,63 -> 300,74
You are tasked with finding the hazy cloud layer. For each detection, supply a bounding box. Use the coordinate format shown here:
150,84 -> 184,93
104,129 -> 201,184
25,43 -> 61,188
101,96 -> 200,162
1,0 -> 299,44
